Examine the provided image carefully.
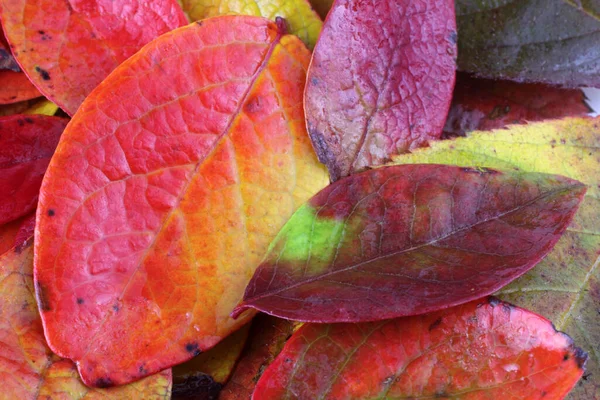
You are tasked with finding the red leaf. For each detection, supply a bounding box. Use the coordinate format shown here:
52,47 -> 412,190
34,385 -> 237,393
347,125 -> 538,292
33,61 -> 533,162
0,115 -> 66,225
304,0 -> 457,180
235,164 -> 586,323
253,298 -> 587,399
0,211 -> 34,256
444,73 -> 592,137
0,0 -> 187,115
0,25 -> 40,104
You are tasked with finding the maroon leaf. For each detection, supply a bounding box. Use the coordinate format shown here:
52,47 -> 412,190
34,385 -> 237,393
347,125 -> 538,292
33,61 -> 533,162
305,0 -> 457,181
234,164 -> 586,323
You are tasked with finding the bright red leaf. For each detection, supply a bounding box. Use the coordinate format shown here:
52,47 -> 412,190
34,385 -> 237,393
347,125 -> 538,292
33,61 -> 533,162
34,16 -> 327,387
304,0 -> 457,180
234,164 -> 586,323
254,297 -> 587,399
0,114 -> 66,226
0,0 -> 187,115
0,25 -> 40,104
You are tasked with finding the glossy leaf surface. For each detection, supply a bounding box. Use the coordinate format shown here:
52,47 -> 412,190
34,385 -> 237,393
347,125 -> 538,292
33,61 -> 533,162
456,0 -> 600,87
254,297 -> 586,399
181,0 -> 322,49
444,73 -> 592,137
0,0 -> 187,115
35,16 -> 328,387
0,241 -> 172,399
235,164 -> 585,322
221,315 -> 297,400
0,115 -> 66,225
393,117 -> 600,399
305,0 -> 457,180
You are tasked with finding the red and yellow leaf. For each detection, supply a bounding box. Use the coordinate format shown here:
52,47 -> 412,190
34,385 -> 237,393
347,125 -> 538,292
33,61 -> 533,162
444,73 -> 592,137
0,0 -> 187,115
235,164 -> 585,323
254,297 -> 586,399
305,0 -> 457,180
0,114 -> 66,225
35,16 -> 328,387
0,241 -> 172,399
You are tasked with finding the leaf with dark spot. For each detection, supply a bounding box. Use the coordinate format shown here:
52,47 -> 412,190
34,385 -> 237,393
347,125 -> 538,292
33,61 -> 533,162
254,298 -> 586,399
235,164 -> 585,323
0,25 -> 39,105
305,0 -> 457,180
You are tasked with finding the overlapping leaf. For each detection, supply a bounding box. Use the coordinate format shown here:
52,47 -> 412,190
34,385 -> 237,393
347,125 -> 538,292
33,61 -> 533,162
0,0 -> 187,115
305,0 -> 457,180
180,0 -> 322,49
254,297 -> 586,399
444,73 -> 592,137
0,115 -> 66,225
235,164 -> 585,322
0,212 -> 34,256
0,26 -> 39,104
392,117 -> 600,399
0,241 -> 172,399
35,16 -> 328,387
456,0 -> 600,87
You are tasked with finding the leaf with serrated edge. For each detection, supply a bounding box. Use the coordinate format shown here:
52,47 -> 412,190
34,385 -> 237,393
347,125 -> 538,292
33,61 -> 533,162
181,0 -> 322,49
305,0 -> 457,181
392,116 -> 600,399
35,16 -> 328,387
253,297 -> 586,399
0,0 -> 187,115
234,164 -> 585,322
0,241 -> 172,399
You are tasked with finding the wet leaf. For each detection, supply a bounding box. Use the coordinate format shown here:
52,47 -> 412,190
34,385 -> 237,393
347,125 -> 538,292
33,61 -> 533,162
254,297 -> 586,399
0,114 -> 66,225
0,0 -> 187,115
0,241 -> 172,399
444,73 -> 592,138
221,315 -> 297,400
456,0 -> 600,88
35,16 -> 328,387
305,0 -> 457,181
180,0 -> 322,49
234,164 -> 585,322
392,116 -> 600,399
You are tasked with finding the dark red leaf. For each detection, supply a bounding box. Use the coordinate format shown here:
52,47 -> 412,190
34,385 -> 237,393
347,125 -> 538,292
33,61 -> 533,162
305,0 -> 457,180
253,298 -> 586,399
0,211 -> 34,256
444,73 -> 592,138
234,164 -> 586,323
0,115 -> 66,225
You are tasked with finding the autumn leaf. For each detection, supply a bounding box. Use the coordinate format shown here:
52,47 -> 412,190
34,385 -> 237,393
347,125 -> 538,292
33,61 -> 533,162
0,27 -> 40,104
305,0 -> 457,181
392,117 -> 600,399
234,164 -> 585,323
0,114 -> 66,226
172,324 -> 250,399
444,73 -> 592,137
35,16 -> 328,387
0,0 -> 187,115
0,241 -> 172,399
254,297 -> 586,399
221,315 -> 297,400
456,0 -> 600,88
180,0 -> 322,49
0,211 -> 34,256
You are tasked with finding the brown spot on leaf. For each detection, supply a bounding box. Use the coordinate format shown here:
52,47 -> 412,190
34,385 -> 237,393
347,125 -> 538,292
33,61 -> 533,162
244,96 -> 262,114
429,317 -> 442,331
35,281 -> 51,312
95,377 -> 114,388
185,342 -> 201,356
35,66 -> 50,80
47,209 -> 55,217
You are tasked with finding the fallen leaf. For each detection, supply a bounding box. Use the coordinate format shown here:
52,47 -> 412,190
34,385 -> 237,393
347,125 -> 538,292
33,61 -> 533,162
444,73 -> 592,138
0,26 -> 19,71
0,241 -> 172,399
253,297 -> 586,399
35,16 -> 328,386
305,0 -> 457,181
0,114 -> 66,225
0,27 -> 40,104
0,211 -> 34,256
172,324 -> 250,399
234,164 -> 585,322
180,0 -> 322,49
0,0 -> 187,115
220,315 -> 297,400
456,0 -> 600,88
392,116 -> 600,399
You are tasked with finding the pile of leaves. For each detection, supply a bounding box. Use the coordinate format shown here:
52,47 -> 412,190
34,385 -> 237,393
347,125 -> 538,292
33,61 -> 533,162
0,0 -> 598,399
